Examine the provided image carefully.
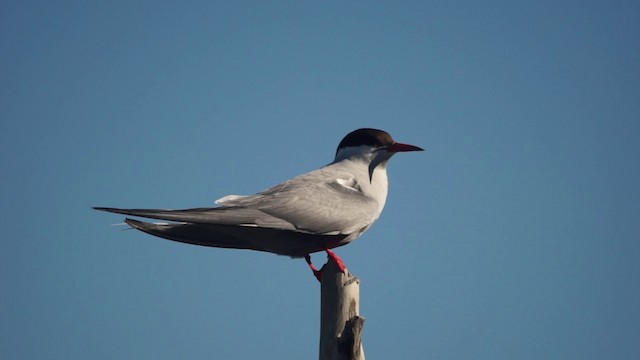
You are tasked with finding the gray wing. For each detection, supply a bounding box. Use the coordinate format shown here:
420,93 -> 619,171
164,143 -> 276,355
95,166 -> 378,256
215,166 -> 379,235
93,206 -> 297,230
95,171 -> 377,235
96,167 -> 378,235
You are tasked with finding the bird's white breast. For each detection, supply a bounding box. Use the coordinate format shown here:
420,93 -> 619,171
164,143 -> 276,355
330,157 -> 389,220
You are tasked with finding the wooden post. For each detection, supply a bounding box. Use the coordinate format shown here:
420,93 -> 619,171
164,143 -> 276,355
319,258 -> 365,360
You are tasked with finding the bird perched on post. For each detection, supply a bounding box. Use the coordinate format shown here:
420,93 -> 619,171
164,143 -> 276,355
95,128 -> 423,279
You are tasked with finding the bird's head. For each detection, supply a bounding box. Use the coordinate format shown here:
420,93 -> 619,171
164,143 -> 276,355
334,128 -> 423,181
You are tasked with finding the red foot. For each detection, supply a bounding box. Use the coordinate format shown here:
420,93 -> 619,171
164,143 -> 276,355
304,250 -> 347,282
324,249 -> 346,273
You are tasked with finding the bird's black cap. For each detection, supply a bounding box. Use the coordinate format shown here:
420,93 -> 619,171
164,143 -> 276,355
336,128 -> 395,153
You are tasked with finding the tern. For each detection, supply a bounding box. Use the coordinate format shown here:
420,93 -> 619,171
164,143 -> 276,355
94,128 -> 423,279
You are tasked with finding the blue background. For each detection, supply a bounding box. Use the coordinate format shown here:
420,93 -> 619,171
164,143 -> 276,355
2,1 -> 639,359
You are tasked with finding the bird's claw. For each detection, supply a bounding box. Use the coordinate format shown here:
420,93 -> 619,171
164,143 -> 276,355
305,249 -> 347,282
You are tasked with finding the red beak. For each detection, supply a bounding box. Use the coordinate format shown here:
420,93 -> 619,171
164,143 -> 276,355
387,142 -> 424,153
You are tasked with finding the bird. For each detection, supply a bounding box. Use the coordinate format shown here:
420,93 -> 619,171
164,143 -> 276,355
94,128 -> 423,279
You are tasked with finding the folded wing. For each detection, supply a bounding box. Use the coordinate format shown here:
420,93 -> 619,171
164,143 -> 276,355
93,206 -> 297,230
95,165 -> 380,256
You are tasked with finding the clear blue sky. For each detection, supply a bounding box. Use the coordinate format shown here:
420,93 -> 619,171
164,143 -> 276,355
2,1 -> 639,359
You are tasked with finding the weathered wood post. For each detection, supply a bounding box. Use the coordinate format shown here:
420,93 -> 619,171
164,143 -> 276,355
318,258 -> 365,360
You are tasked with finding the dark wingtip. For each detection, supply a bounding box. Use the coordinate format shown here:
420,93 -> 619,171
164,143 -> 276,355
93,207 -> 120,213
124,218 -> 142,228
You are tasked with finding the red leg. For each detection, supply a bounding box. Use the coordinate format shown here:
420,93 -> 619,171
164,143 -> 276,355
305,255 -> 322,282
305,250 -> 346,282
324,249 -> 346,273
